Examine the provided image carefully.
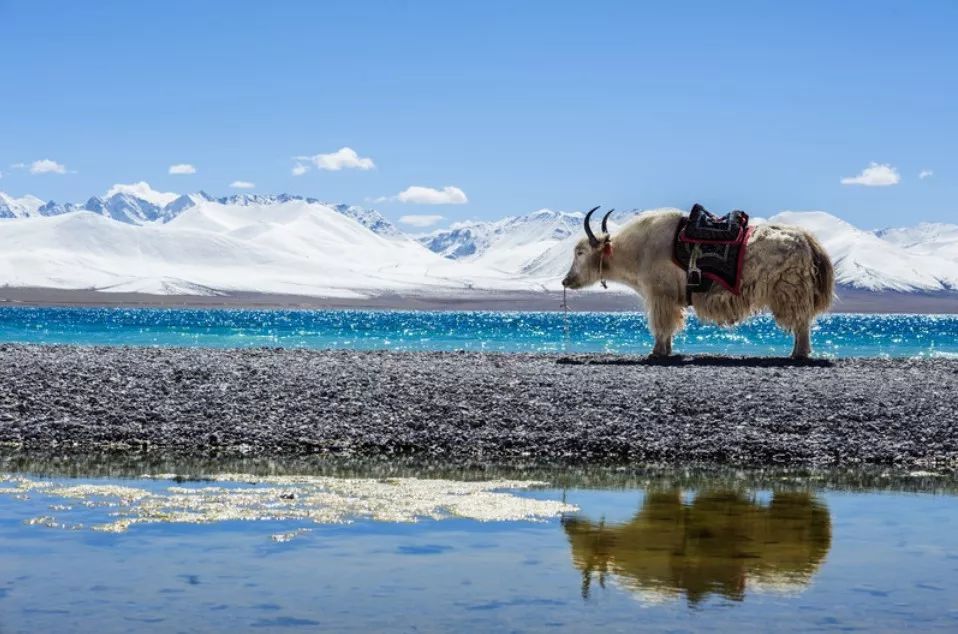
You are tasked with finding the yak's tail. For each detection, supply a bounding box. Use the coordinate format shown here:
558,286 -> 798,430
806,232 -> 835,313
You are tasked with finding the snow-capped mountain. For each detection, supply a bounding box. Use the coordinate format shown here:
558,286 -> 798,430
877,223 -> 958,262
418,207 -> 958,293
418,208 -> 642,265
87,193 -> 170,224
0,188 -> 517,296
33,192 -> 169,225
36,192 -> 185,224
164,191 -> 218,216
35,199 -> 84,217
0,192 -> 44,219
327,203 -> 403,239
1,184 -> 958,298
766,212 -> 958,292
418,207 -> 646,279
2,183 -> 403,237
418,209 -> 576,260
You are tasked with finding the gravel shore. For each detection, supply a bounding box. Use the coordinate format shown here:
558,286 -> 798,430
0,345 -> 956,469
4,285 -> 958,313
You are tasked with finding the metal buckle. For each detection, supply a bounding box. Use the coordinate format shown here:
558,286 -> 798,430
687,269 -> 702,288
687,244 -> 703,288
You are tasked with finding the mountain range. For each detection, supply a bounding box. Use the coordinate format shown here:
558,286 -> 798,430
419,208 -> 958,294
1,183 -> 957,300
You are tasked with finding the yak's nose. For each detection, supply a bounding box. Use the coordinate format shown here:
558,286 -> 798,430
561,276 -> 570,287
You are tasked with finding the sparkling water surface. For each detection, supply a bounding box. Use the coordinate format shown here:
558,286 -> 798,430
0,467 -> 956,632
1,306 -> 957,357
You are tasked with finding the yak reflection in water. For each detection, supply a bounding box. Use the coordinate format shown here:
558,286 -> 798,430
563,490 -> 831,604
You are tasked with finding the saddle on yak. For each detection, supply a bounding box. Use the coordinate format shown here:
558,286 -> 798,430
672,203 -> 752,304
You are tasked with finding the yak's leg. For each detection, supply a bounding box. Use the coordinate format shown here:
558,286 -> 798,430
647,297 -> 684,357
768,274 -> 814,360
651,334 -> 672,357
791,322 -> 811,360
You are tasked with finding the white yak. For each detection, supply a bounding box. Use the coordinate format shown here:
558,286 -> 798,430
561,208 -> 834,359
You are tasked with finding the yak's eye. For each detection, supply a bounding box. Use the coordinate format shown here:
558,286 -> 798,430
575,249 -> 584,257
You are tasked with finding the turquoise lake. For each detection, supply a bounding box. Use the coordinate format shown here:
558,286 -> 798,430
1,306 -> 957,357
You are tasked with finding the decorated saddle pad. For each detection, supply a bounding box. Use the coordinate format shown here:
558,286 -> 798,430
673,203 -> 751,297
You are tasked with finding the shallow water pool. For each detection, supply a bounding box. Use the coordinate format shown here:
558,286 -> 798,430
1,466 -> 956,632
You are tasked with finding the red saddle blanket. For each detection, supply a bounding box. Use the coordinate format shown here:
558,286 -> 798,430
672,203 -> 752,297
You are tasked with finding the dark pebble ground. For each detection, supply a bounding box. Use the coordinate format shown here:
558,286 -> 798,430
0,344 -> 956,469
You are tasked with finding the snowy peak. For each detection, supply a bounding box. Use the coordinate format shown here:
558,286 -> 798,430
766,211 -> 958,292
217,193 -> 279,207
104,182 -> 179,208
37,199 -> 83,217
416,207 -> 660,281
418,207 -> 646,262
418,208 -> 585,260
328,203 -> 402,238
101,192 -> 165,224
0,192 -> 44,219
8,185 -> 177,225
165,194 -> 201,216
196,196 -> 402,237
1,186 -> 402,237
163,191 -> 220,216
878,222 -> 958,246
419,224 -> 486,259
876,222 -> 958,262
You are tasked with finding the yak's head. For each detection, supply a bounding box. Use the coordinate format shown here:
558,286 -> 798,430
562,206 -> 614,289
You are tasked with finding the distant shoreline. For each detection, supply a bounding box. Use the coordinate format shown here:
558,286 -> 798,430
2,285 -> 958,314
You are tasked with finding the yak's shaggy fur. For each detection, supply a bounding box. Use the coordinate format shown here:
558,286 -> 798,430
562,210 -> 835,358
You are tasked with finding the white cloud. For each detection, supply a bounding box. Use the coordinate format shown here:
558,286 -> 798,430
291,163 -> 309,176
919,169 -> 934,180
840,162 -> 900,186
395,185 -> 468,205
294,147 -> 375,172
230,180 -> 255,189
168,163 -> 197,175
105,181 -> 179,206
399,214 -> 444,228
29,159 -> 69,175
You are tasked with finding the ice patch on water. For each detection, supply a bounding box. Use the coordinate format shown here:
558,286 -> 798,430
0,473 -> 576,535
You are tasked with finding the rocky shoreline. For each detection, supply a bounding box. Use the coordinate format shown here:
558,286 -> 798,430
3,285 -> 958,313
0,345 -> 956,469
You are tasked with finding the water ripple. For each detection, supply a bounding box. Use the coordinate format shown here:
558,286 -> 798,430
0,307 -> 956,357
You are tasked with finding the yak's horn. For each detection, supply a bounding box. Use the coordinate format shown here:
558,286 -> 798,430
600,208 -> 615,235
583,206 -> 601,247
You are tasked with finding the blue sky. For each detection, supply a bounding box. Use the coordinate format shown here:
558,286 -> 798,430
1,0 -> 955,228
